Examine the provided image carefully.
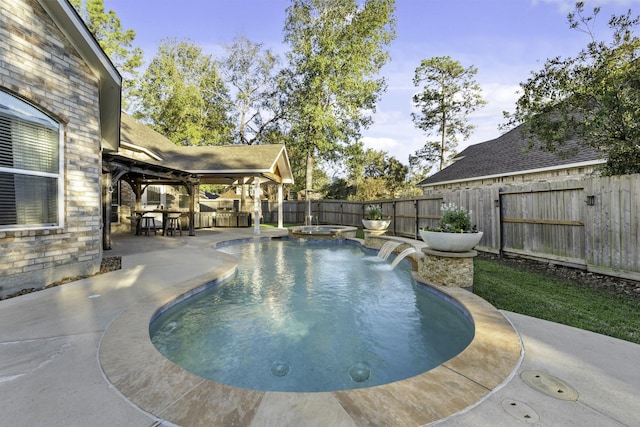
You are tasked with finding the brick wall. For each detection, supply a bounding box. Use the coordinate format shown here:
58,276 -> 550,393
0,0 -> 103,297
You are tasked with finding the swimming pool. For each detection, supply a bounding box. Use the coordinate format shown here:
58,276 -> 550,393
150,240 -> 474,392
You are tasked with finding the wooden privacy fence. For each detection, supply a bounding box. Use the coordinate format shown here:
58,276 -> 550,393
249,174 -> 640,281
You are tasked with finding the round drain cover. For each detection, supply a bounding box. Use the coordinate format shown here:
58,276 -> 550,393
271,361 -> 290,377
521,371 -> 578,401
349,362 -> 371,382
501,399 -> 539,424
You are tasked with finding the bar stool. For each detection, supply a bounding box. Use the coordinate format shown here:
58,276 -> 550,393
166,213 -> 182,236
141,213 -> 157,236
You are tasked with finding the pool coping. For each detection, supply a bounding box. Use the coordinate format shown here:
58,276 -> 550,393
98,238 -> 523,426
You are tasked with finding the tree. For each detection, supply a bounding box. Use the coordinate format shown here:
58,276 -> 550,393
69,0 -> 143,109
411,56 -> 486,171
408,143 -> 439,175
360,148 -> 407,198
220,35 -> 288,145
135,38 -> 234,145
339,143 -> 408,200
322,177 -> 354,199
283,0 -> 396,202
503,2 -> 640,176
406,154 -> 430,192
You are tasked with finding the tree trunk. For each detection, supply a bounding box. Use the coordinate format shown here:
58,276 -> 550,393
440,111 -> 446,170
305,150 -> 314,218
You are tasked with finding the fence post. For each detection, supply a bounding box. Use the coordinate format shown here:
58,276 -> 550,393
414,199 -> 419,239
392,200 -> 396,236
497,189 -> 504,257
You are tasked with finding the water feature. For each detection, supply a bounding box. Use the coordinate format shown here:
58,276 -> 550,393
390,247 -> 417,269
150,240 -> 474,393
377,240 -> 402,260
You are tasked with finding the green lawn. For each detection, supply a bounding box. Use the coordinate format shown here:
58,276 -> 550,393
259,223 -> 297,229
474,259 -> 640,344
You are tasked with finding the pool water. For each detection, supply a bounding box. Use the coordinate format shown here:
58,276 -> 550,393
150,240 -> 474,392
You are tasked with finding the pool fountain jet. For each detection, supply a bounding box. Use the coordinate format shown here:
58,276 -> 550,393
390,247 -> 417,269
377,241 -> 416,269
305,188 -> 314,226
377,241 -> 402,261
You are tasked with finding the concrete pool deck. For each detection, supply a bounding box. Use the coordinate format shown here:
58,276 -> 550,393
1,228 -> 639,426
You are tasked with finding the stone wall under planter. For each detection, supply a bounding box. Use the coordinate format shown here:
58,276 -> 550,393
418,248 -> 477,290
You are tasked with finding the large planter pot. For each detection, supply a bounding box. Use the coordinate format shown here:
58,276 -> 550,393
362,219 -> 391,231
419,230 -> 483,252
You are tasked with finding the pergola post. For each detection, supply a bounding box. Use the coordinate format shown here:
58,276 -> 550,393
133,177 -> 143,211
278,183 -> 283,229
240,177 -> 248,212
102,171 -> 112,250
253,176 -> 261,235
188,181 -> 196,236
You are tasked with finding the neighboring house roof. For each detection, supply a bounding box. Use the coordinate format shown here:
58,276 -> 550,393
419,126 -> 604,187
119,113 -> 294,185
37,0 -> 122,151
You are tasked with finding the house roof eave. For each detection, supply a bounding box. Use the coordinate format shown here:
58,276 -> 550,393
419,159 -> 605,188
120,141 -> 163,161
37,0 -> 122,152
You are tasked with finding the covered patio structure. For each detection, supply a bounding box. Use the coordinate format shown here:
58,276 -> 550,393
101,113 -> 294,249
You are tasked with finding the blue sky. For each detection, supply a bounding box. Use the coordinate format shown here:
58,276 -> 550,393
104,0 -> 640,166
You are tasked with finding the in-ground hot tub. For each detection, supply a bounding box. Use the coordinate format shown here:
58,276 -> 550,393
287,225 -> 357,240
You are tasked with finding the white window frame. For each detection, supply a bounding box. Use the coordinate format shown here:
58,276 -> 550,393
0,90 -> 64,231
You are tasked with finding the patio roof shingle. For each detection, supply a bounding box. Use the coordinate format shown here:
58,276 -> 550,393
119,113 -> 293,184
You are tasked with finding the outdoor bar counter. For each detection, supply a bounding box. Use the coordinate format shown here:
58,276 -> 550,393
213,210 -> 251,227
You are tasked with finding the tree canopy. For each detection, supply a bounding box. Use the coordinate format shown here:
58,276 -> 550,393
504,2 -> 640,176
283,0 -> 396,195
74,0 -> 409,195
135,38 -> 234,145
220,35 -> 288,145
69,0 -> 143,109
411,56 -> 486,172
320,143 -> 409,200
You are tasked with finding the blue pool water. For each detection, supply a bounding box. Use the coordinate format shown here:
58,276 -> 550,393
149,240 -> 474,392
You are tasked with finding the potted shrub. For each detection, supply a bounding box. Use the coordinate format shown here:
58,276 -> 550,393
420,203 -> 483,252
362,204 -> 391,231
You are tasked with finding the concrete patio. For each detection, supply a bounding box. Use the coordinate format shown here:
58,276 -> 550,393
0,228 -> 638,426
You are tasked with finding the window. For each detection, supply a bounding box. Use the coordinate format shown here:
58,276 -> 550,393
0,90 -> 62,230
178,187 -> 189,209
143,185 -> 163,207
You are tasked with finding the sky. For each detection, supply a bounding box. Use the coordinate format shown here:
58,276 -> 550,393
104,0 -> 640,167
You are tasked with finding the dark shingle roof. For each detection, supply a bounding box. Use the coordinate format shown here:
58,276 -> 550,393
419,126 -> 603,186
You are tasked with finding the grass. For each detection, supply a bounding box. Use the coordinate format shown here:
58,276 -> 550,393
259,222 -> 297,229
474,259 -> 640,344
